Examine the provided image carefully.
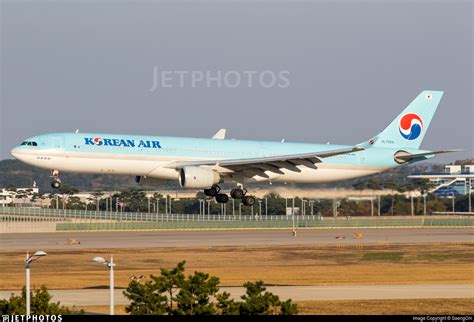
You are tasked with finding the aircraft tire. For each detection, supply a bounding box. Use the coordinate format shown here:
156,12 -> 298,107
242,196 -> 256,206
215,193 -> 229,203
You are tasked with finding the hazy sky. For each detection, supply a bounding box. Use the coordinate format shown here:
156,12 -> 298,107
1,0 -> 472,162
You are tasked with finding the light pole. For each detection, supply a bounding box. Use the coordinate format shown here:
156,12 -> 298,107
292,210 -> 296,237
423,193 -> 427,216
93,256 -> 115,315
451,192 -> 455,213
199,199 -> 204,216
207,199 -> 211,219
265,197 -> 268,218
469,179 -> 472,212
377,195 -> 381,216
25,251 -> 47,315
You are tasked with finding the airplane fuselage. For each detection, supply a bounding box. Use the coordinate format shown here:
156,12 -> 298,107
11,132 -> 428,185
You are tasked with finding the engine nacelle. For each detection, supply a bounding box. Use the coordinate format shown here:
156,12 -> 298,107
179,167 -> 220,189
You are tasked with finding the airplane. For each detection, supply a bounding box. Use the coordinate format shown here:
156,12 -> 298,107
11,90 -> 461,206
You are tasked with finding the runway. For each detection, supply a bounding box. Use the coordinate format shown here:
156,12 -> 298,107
1,228 -> 472,250
1,284 -> 472,305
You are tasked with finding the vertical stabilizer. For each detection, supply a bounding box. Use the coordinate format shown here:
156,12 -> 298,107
369,90 -> 443,149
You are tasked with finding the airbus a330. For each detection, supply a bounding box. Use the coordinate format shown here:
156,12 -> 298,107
11,90 -> 460,206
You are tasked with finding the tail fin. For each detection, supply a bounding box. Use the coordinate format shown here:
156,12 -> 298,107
368,90 -> 444,149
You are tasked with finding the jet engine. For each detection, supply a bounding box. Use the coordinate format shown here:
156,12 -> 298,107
179,166 -> 220,189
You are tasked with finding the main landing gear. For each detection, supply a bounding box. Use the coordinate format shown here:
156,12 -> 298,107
204,185 -> 255,206
50,169 -> 61,189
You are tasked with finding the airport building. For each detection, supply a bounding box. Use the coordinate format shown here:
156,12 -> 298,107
408,164 -> 474,197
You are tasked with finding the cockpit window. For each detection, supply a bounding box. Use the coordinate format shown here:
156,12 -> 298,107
21,141 -> 38,146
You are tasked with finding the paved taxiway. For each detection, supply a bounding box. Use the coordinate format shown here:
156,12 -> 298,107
1,228 -> 472,250
1,284 -> 472,305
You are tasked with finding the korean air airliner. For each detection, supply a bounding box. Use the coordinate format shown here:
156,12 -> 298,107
11,90 -> 460,206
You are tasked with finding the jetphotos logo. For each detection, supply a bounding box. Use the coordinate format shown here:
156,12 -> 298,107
84,137 -> 162,149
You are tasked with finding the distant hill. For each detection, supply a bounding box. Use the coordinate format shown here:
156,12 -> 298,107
0,158 -> 451,193
0,159 -> 177,193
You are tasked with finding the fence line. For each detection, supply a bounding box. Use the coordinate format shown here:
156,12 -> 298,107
0,207 -> 312,223
1,208 -> 473,229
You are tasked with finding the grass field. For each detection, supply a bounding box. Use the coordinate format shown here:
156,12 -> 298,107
1,243 -> 473,290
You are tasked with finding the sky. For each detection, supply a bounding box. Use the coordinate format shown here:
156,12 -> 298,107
1,0 -> 472,163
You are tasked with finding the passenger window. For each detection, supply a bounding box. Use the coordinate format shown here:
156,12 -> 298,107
32,142 -> 38,146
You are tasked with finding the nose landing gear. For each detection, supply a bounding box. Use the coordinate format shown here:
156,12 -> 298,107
50,170 -> 61,189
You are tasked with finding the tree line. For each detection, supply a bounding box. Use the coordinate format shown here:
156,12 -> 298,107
4,185 -> 472,216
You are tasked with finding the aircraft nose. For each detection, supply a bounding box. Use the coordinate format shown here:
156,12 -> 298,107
11,147 -> 19,158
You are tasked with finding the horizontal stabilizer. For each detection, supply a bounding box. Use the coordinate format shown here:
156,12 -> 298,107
395,149 -> 463,162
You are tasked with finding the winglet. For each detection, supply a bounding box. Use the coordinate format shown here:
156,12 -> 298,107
212,129 -> 226,140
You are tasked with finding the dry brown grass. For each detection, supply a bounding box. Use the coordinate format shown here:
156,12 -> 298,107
77,299 -> 474,315
295,298 -> 474,315
76,305 -> 128,315
1,243 -> 473,290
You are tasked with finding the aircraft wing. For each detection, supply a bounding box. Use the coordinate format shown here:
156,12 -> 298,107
164,146 -> 364,178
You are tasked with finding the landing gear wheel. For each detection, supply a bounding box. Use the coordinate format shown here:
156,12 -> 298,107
215,193 -> 229,203
50,169 -> 61,189
204,185 -> 220,197
242,196 -> 256,206
51,180 -> 61,189
230,188 -> 245,199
